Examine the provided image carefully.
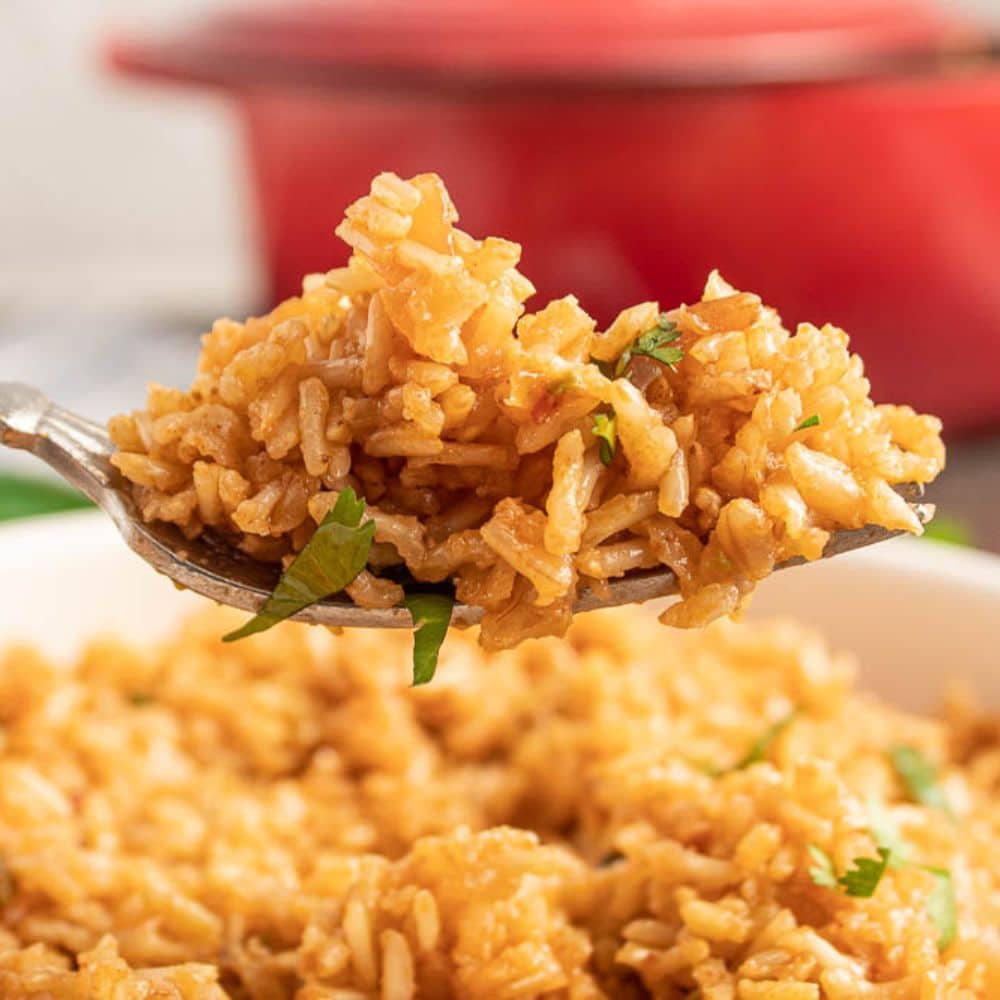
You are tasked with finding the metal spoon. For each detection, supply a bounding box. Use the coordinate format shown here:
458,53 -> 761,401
0,381 -> 933,628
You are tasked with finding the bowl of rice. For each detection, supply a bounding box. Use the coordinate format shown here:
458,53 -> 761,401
1,166 -> 996,999
0,509 -> 997,998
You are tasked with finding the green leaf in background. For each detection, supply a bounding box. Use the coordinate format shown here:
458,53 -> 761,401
733,710 -> 798,770
922,514 -> 973,548
807,844 -> 838,890
864,800 -> 956,949
0,473 -> 92,522
889,745 -> 952,815
404,591 -> 455,686
922,866 -> 957,950
867,797 -> 911,868
223,487 -> 375,642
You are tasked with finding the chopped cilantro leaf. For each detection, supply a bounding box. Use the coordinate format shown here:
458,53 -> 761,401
808,845 -> 838,889
405,591 -> 454,686
592,412 -> 617,466
890,745 -> 951,814
794,414 -> 820,432
838,847 -> 891,898
809,844 -> 892,897
691,758 -> 723,778
615,316 -> 684,377
733,711 -> 798,770
223,487 -> 375,642
867,797 -> 910,868
922,866 -> 957,950
864,802 -> 956,949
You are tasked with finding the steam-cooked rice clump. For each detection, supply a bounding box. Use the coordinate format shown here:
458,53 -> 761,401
109,172 -> 944,647
1,608 -> 997,998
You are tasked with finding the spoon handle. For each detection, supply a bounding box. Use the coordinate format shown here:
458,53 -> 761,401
0,382 -> 116,507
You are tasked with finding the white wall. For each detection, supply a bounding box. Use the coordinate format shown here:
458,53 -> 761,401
0,0 -> 257,317
0,0 -> 262,476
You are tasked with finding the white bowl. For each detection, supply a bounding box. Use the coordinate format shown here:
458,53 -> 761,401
1,510 -> 997,711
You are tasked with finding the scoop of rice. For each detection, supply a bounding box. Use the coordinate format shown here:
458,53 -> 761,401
0,607 -> 997,998
109,172 -> 945,647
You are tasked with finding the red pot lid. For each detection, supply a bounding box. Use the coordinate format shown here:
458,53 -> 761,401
110,0 -> 989,93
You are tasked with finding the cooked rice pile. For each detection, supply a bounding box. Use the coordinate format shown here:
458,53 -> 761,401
1,607 -> 998,998
109,172 -> 944,647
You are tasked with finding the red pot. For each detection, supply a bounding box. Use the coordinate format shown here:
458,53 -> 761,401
109,0 -> 1000,432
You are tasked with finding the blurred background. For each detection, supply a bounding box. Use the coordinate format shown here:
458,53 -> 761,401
1,0 -> 998,548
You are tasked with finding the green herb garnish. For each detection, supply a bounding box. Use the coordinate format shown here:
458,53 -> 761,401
688,758 -> 723,778
839,847 -> 892,898
794,414 -> 820,432
808,845 -> 839,889
922,515 -> 973,548
808,844 -> 892,898
865,800 -> 956,949
615,313 -> 684,377
922,866 -> 957,949
733,711 -> 798,770
223,487 -> 375,642
890,745 -> 951,814
405,591 -> 454,686
592,413 -> 617,466
128,692 -> 155,707
867,797 -> 910,868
